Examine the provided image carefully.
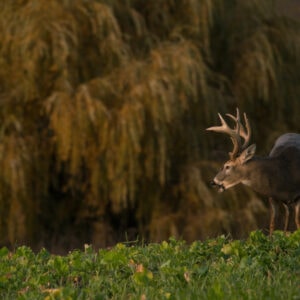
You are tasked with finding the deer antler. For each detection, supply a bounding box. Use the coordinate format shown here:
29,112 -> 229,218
226,110 -> 251,150
206,108 -> 251,159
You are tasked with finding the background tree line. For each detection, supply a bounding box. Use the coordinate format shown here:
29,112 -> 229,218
0,0 -> 299,253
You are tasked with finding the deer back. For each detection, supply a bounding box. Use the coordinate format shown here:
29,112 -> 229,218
269,133 -> 300,157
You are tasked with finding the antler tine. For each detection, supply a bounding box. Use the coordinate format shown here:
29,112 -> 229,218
226,107 -> 241,135
226,109 -> 251,150
206,112 -> 242,159
242,112 -> 251,149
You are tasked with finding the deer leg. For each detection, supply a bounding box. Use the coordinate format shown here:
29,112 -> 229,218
295,200 -> 300,230
282,203 -> 289,234
269,197 -> 276,236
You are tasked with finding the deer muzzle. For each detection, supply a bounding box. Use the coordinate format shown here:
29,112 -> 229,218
210,180 -> 225,192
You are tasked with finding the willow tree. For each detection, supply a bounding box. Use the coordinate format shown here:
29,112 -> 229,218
0,0 -> 298,250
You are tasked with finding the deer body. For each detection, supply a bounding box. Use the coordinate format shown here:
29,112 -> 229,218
207,111 -> 300,234
218,145 -> 300,201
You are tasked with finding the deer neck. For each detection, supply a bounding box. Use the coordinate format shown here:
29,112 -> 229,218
240,156 -> 282,196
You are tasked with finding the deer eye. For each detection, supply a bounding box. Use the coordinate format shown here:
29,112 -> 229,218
225,165 -> 231,170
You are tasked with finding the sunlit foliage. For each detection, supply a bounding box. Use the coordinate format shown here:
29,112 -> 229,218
1,232 -> 300,298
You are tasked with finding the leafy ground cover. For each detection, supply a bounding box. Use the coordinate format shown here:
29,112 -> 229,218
1,230 -> 300,299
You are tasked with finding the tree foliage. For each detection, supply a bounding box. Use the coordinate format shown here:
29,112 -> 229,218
0,0 -> 299,251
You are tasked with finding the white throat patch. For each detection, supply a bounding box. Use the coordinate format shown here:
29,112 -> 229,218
241,179 -> 251,187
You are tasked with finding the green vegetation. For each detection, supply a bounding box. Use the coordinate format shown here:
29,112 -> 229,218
1,231 -> 300,299
0,0 -> 299,250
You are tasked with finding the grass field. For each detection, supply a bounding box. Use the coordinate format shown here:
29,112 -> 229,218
1,230 -> 300,299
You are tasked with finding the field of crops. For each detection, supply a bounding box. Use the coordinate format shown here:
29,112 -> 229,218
1,230 -> 300,299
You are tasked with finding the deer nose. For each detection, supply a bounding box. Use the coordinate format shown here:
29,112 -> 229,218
210,179 -> 225,192
210,180 -> 217,187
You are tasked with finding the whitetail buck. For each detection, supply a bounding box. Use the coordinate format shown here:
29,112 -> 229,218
207,108 -> 300,235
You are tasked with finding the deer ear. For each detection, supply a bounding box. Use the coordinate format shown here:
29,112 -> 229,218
239,144 -> 256,164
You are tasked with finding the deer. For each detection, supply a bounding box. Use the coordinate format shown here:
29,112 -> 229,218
206,108 -> 300,235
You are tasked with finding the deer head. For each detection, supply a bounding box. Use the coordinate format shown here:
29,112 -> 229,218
207,108 -> 256,192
